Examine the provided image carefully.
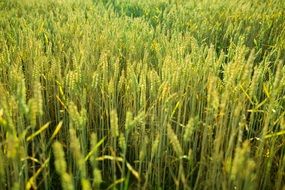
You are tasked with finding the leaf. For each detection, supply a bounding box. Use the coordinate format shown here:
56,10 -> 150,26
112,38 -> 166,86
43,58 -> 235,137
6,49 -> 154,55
106,178 -> 125,190
49,121 -> 63,142
27,122 -> 50,142
25,157 -> 50,190
84,136 -> 106,162
263,84 -> 270,98
264,130 -> 285,139
96,155 -> 140,181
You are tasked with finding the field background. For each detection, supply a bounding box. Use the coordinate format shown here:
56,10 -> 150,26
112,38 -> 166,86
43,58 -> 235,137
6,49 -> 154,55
0,0 -> 285,189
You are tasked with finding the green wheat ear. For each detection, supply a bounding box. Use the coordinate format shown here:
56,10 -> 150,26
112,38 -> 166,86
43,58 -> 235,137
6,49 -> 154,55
167,124 -> 183,157
53,142 -> 67,176
230,141 -> 256,188
110,110 -> 119,138
151,133 -> 160,159
183,117 -> 195,143
89,133 -> 104,189
69,128 -> 86,177
53,141 -> 75,190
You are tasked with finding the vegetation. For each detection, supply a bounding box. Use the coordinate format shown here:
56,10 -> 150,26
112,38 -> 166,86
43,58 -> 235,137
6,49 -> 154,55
0,0 -> 285,189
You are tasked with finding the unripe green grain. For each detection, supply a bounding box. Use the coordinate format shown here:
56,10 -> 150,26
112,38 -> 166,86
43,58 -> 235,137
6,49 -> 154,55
69,128 -> 86,177
167,124 -> 183,157
53,141 -> 67,174
110,110 -> 119,138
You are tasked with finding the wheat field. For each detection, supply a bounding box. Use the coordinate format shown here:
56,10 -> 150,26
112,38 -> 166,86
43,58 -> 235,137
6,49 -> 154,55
0,0 -> 284,189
